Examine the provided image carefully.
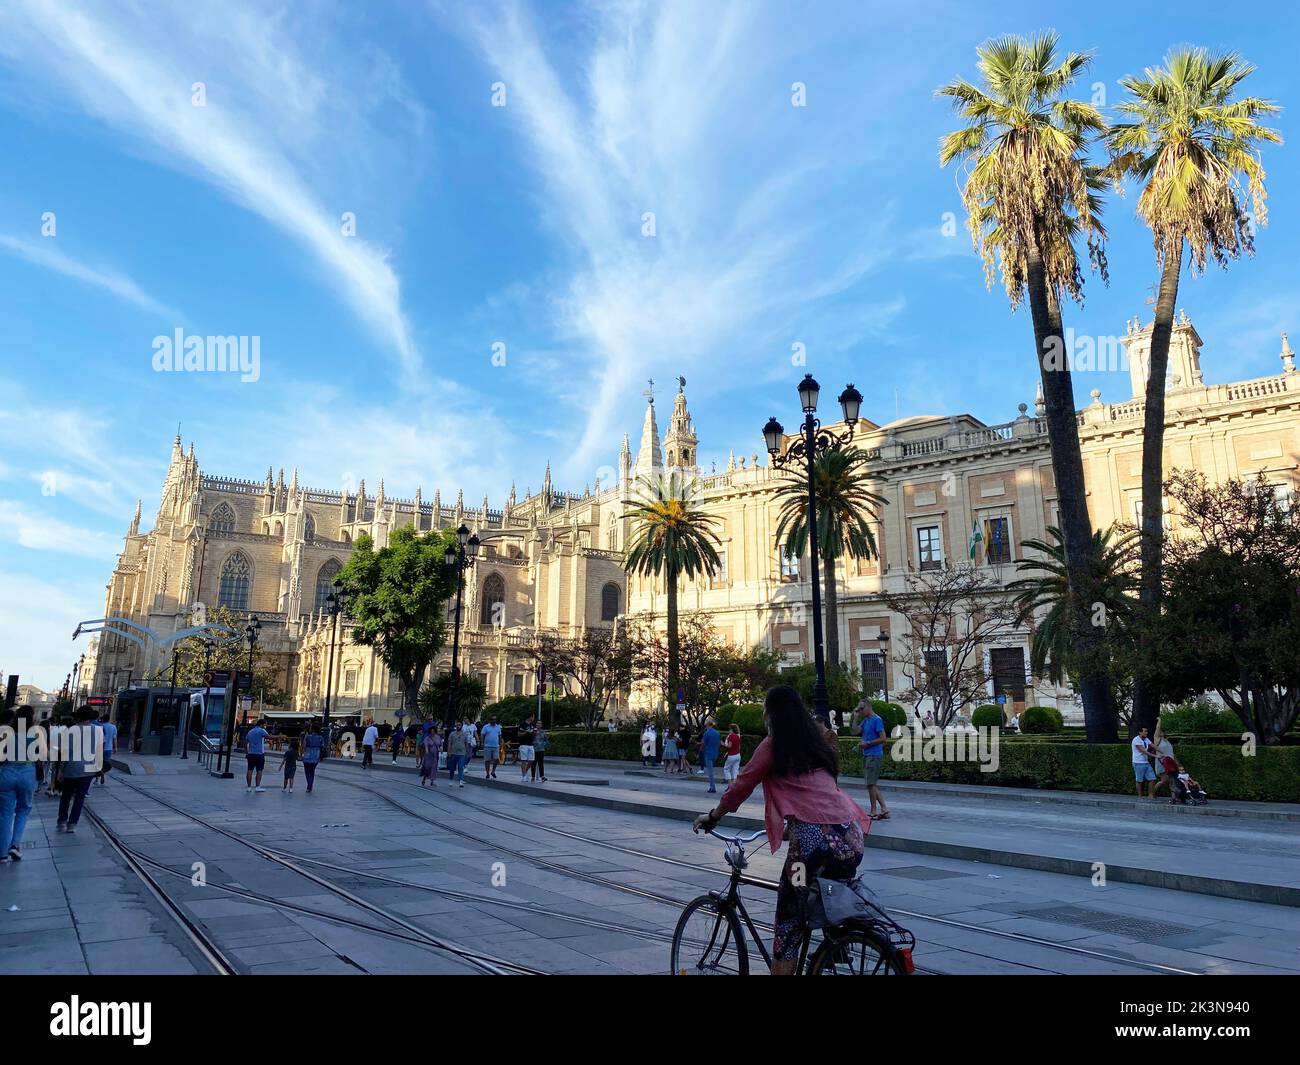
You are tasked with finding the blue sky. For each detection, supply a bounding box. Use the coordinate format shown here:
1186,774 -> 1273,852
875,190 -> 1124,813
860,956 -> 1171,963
1,0 -> 1297,689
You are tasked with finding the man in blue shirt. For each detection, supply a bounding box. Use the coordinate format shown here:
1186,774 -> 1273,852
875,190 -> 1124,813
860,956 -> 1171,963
245,719 -> 269,793
857,701 -> 891,820
480,717 -> 502,779
700,719 -> 722,794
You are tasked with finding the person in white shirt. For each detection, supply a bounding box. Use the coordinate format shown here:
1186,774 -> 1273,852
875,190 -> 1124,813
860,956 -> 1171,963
362,721 -> 379,769
1130,726 -> 1157,798
461,720 -> 479,765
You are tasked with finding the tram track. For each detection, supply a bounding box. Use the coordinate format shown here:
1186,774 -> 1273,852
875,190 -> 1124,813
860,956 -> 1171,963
309,763 -> 1201,976
104,779 -> 544,975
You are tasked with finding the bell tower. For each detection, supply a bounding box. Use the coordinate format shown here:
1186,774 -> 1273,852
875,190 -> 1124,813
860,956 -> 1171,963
663,376 -> 698,473
1124,311 -> 1205,399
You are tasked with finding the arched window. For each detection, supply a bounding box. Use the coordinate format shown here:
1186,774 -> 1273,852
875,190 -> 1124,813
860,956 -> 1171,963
479,572 -> 506,627
209,502 -> 236,533
218,552 -> 251,610
314,559 -> 341,612
601,582 -> 620,621
304,513 -> 316,542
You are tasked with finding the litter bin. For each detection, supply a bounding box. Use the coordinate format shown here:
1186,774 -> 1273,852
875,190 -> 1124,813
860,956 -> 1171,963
159,726 -> 176,756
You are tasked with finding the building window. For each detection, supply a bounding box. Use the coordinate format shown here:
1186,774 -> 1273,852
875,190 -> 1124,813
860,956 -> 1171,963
217,553 -> 251,610
1130,496 -> 1172,531
479,672 -> 491,697
209,502 -> 236,534
859,652 -> 886,698
917,526 -> 942,570
990,647 -> 1027,703
984,516 -> 1012,564
479,572 -> 506,627
779,550 -> 800,581
924,649 -> 949,699
314,559 -> 341,612
344,668 -> 358,692
601,582 -> 621,621
710,550 -> 728,589
512,673 -> 524,695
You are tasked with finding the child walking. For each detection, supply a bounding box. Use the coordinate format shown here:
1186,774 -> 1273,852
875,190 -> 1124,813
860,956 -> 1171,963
283,738 -> 299,792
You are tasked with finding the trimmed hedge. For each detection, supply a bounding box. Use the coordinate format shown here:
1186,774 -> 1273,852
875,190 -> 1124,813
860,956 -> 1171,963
871,701 -> 908,734
1159,700 -> 1240,735
1020,706 -> 1064,734
732,704 -> 765,735
971,704 -> 1004,729
545,730 -> 1300,802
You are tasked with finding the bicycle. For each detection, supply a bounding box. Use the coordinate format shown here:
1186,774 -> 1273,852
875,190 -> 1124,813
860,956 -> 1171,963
669,828 -> 915,976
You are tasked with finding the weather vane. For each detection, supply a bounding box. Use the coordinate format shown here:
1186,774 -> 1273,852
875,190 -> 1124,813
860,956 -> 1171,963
643,378 -> 655,401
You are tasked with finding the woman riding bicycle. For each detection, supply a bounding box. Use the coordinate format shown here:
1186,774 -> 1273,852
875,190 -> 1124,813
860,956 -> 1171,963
693,684 -> 871,975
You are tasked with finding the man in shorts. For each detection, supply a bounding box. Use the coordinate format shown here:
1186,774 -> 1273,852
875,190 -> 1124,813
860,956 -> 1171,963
480,716 -> 502,779
1131,726 -> 1158,798
245,718 -> 269,793
857,700 -> 890,820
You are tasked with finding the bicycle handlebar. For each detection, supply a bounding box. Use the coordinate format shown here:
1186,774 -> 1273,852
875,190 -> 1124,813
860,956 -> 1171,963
708,828 -> 765,845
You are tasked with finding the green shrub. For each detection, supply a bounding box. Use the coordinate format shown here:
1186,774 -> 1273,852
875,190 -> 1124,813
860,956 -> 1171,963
732,703 -> 766,735
715,703 -> 740,730
971,704 -> 1005,729
1020,706 -> 1064,733
1159,699 -> 1239,735
484,693 -> 587,728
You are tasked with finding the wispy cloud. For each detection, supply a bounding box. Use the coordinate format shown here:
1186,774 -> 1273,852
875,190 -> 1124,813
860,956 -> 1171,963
452,0 -> 903,475
0,569 -> 105,689
0,0 -> 423,376
0,234 -> 175,316
0,499 -> 122,558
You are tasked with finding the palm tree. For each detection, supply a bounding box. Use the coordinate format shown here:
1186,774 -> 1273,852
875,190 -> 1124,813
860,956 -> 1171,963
773,445 -> 887,670
1105,49 -> 1281,733
938,32 -> 1118,741
1010,525 -> 1139,688
623,473 -> 722,728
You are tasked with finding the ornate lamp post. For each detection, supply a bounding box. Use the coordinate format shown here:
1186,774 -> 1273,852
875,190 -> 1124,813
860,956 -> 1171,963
322,582 -> 348,760
442,525 -> 480,736
219,615 -> 260,777
762,374 -> 864,724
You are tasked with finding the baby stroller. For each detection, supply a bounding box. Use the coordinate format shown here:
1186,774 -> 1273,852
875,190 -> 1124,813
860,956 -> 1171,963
1165,757 -> 1208,806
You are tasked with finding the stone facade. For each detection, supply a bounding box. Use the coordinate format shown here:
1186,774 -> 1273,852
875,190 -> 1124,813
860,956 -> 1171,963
93,317 -> 1300,724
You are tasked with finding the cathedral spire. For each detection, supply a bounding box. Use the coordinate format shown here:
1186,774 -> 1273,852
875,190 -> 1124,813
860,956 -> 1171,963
663,376 -> 697,473
128,499 -> 142,536
634,387 -> 663,478
1282,332 -> 1296,374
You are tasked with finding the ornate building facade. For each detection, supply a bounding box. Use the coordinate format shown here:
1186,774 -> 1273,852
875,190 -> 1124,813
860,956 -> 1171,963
93,316 -> 1300,724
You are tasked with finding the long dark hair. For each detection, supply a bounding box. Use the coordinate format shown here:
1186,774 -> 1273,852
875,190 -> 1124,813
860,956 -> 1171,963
765,685 -> 837,778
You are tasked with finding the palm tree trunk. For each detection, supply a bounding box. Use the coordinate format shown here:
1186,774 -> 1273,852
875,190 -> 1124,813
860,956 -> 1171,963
666,564 -> 680,731
1025,234 -> 1117,742
823,552 -> 841,671
1132,238 -> 1184,736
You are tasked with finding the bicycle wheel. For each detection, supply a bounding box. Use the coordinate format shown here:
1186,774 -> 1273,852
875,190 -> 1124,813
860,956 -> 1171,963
670,896 -> 748,976
808,928 -> 907,975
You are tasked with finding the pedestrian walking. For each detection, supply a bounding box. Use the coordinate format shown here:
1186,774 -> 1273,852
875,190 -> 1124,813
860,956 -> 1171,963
1131,726 -> 1158,798
722,723 -> 742,783
56,706 -> 103,833
245,718 -> 270,792
640,723 -> 656,767
0,706 -> 40,862
856,699 -> 890,820
607,718 -> 617,733
480,717 -> 502,779
662,729 -> 679,773
96,712 -> 117,786
282,738 -> 299,792
302,723 -> 323,793
461,719 -> 479,765
677,723 -> 692,774
361,720 -> 378,769
447,724 -> 468,787
420,727 -> 443,787
517,717 -> 536,781
391,723 -> 406,763
700,718 -> 721,793
693,685 -> 871,976
532,722 -> 548,782
1151,721 -> 1175,798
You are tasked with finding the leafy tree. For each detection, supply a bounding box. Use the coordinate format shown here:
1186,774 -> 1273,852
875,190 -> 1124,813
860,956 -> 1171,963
155,605 -> 285,705
623,474 -> 722,728
774,445 -> 887,669
1106,49 -> 1280,733
527,626 -> 640,729
337,528 -> 458,721
420,671 -> 487,723
779,661 -> 864,724
1139,471 -> 1300,744
1009,524 -> 1139,705
939,32 -> 1117,741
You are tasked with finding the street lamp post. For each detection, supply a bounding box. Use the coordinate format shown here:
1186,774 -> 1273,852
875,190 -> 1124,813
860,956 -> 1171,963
878,630 -> 890,705
763,374 -> 864,725
322,582 -> 347,761
442,525 -> 480,738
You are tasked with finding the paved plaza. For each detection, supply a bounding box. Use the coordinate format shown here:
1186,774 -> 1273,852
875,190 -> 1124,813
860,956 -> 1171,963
2,752 -> 1297,976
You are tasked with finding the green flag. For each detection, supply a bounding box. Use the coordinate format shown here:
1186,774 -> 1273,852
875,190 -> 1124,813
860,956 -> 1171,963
968,519 -> 982,560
